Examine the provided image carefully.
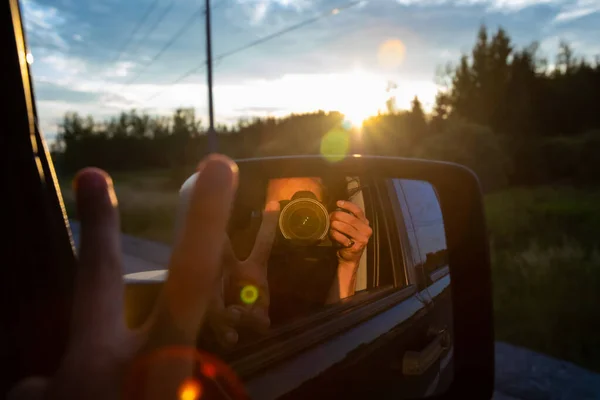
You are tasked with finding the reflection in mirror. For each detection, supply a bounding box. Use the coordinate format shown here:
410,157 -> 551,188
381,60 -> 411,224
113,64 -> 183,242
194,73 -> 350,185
126,172 -> 453,399
224,175 -> 373,330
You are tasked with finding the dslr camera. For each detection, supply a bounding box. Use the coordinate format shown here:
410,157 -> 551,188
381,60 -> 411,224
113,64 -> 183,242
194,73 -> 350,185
277,191 -> 331,246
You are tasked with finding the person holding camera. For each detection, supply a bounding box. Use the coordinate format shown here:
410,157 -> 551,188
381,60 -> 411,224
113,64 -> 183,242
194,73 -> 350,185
204,177 -> 373,350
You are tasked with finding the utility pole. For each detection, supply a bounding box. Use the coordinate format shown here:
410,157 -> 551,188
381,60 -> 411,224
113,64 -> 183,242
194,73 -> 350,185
205,0 -> 216,152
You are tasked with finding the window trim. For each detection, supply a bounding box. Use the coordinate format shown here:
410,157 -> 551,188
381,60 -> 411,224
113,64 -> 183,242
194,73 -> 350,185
430,265 -> 450,283
398,179 -> 450,288
379,179 -> 417,287
222,284 -> 417,378
360,177 -> 378,290
372,179 -> 409,287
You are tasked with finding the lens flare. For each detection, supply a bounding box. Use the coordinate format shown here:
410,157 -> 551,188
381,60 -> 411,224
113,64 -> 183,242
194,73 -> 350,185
240,285 -> 259,305
320,128 -> 350,163
201,362 -> 217,379
125,347 -> 248,400
178,378 -> 202,400
341,119 -> 353,131
377,39 -> 406,69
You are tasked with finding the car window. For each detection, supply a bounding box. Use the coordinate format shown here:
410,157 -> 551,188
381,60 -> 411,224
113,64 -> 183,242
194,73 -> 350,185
392,179 -> 449,285
220,175 -> 381,331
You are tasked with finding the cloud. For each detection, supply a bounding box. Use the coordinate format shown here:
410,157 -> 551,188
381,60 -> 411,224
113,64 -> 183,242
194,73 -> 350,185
395,0 -> 554,11
104,61 -> 137,78
234,0 -> 313,25
35,81 -> 101,103
554,0 -> 600,22
233,106 -> 286,113
393,0 -> 598,21
37,53 -> 87,77
21,0 -> 69,50
484,0 -> 555,11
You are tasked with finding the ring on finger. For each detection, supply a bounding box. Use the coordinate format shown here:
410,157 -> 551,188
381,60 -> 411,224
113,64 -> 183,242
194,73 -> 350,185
347,239 -> 355,248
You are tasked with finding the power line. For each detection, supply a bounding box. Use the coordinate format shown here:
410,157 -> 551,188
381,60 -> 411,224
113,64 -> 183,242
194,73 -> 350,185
126,0 -> 176,58
123,7 -> 204,86
121,1 -> 228,84
112,0 -> 161,64
142,1 -> 361,102
215,1 -> 361,63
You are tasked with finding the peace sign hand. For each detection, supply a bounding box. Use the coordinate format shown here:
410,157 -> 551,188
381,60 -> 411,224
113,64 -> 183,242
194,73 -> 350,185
9,154 -> 240,400
205,201 -> 280,349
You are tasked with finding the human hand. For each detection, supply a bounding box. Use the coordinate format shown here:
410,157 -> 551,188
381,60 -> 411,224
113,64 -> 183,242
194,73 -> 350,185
204,201 -> 280,349
9,154 -> 241,400
329,200 -> 372,266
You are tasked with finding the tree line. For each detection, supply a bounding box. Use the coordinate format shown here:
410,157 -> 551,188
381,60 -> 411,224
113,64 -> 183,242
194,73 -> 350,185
53,25 -> 600,192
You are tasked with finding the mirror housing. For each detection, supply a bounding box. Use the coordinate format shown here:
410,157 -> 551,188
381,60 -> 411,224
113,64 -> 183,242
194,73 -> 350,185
125,155 -> 494,399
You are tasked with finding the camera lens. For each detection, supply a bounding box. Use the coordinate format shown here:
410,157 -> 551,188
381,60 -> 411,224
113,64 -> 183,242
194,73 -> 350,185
288,208 -> 321,239
279,197 -> 330,244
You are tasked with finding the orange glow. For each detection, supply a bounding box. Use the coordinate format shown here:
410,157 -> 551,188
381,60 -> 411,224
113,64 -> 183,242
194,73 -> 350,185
201,362 -> 217,379
178,378 -> 202,400
124,347 -> 248,400
378,39 -> 406,69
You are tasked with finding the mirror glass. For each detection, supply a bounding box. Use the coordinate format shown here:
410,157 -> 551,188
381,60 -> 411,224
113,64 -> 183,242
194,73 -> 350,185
124,172 -> 453,398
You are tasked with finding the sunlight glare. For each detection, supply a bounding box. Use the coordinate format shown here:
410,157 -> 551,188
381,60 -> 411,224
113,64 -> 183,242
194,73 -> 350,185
334,69 -> 387,127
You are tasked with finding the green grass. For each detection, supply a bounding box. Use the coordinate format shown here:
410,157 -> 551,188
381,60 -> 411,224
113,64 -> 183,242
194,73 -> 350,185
486,186 -> 600,372
60,169 -> 182,244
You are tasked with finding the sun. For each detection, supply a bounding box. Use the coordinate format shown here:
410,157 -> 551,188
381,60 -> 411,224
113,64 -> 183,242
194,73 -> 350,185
342,103 -> 375,127
333,69 -> 386,127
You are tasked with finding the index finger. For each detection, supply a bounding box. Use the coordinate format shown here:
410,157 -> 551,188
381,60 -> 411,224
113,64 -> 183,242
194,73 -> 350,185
148,155 -> 239,347
248,201 -> 280,266
336,200 -> 367,221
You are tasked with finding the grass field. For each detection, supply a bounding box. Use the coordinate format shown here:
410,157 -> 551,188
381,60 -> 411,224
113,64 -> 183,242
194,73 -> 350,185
486,186 -> 600,372
60,171 -> 600,372
60,169 -> 184,244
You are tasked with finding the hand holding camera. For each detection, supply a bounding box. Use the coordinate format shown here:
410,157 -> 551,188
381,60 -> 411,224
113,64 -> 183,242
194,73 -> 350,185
329,200 -> 372,265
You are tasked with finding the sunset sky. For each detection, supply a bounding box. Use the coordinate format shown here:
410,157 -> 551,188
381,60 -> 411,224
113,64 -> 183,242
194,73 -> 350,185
21,0 -> 600,140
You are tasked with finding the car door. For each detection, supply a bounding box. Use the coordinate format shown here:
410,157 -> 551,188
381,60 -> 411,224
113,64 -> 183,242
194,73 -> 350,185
386,178 -> 454,397
229,177 -> 449,399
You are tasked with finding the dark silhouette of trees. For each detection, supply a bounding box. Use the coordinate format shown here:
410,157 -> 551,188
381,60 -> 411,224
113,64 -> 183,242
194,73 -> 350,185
429,25 -> 600,187
436,25 -> 600,139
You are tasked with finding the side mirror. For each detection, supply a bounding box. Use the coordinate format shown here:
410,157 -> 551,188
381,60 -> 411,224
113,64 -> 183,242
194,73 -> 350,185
125,155 -> 494,399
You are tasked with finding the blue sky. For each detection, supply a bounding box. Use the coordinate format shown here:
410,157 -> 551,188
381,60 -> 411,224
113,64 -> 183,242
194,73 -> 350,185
21,0 -> 600,139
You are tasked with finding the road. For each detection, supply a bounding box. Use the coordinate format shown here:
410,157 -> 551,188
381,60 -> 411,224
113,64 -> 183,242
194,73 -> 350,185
70,221 -> 600,400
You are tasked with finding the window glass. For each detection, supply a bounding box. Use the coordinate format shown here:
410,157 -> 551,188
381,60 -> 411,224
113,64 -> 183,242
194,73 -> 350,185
391,179 -> 448,283
221,175 -> 375,333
